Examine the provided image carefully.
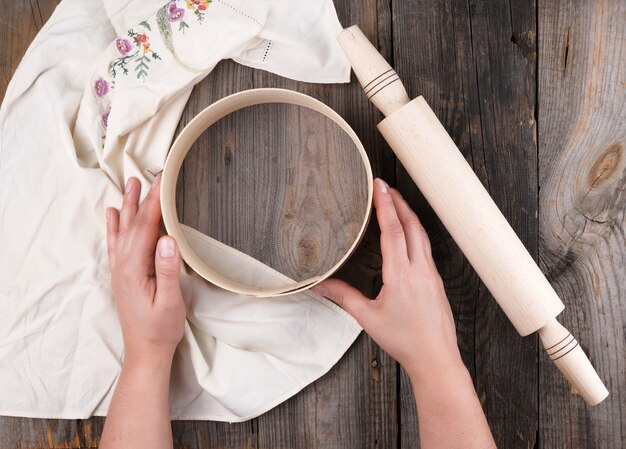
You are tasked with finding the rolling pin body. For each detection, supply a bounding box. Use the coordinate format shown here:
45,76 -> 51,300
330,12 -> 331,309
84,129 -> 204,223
338,25 -> 609,405
378,97 -> 564,335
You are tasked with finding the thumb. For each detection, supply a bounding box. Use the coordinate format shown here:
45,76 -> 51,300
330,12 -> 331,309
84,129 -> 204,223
154,236 -> 183,307
312,278 -> 370,323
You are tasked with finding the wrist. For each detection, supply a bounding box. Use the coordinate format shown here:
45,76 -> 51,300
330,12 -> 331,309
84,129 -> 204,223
407,356 -> 475,404
405,352 -> 469,392
122,346 -> 176,375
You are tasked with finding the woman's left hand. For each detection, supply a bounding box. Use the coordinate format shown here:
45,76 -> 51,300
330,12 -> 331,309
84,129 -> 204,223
105,174 -> 186,368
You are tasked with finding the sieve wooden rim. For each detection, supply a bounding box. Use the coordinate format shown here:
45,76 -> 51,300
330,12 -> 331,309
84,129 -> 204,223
161,88 -> 373,297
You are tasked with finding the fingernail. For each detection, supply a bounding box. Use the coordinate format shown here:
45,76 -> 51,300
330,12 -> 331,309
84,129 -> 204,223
125,178 -> 133,193
159,237 -> 176,258
376,178 -> 389,193
151,172 -> 162,190
105,208 -> 111,223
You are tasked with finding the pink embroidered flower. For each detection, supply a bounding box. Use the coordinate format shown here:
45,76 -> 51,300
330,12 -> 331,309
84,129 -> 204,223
135,33 -> 148,43
94,77 -> 109,97
114,38 -> 134,57
101,108 -> 111,128
168,2 -> 185,22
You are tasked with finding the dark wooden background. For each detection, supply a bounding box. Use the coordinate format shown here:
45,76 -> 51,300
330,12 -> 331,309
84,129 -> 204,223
1,0 -> 624,448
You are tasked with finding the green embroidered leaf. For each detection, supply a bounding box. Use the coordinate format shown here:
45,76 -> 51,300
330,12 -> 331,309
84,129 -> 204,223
135,55 -> 150,73
156,3 -> 196,72
133,52 -> 157,82
156,4 -> 176,56
139,20 -> 151,31
110,54 -> 135,79
179,21 -> 190,33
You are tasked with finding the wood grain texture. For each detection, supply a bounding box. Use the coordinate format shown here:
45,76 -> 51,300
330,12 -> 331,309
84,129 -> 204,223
0,0 -> 624,448
172,0 -> 398,446
537,0 -> 625,446
247,1 -> 399,446
392,0 -> 540,447
173,59 -> 260,449
180,102 -> 369,284
0,0 -> 60,96
0,417 -> 104,449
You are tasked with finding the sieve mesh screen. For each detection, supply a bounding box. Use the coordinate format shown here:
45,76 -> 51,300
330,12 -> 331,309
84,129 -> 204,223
176,102 -> 369,288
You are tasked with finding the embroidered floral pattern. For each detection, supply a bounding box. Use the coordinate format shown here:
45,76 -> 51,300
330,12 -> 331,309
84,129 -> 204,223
109,23 -> 162,81
168,2 -> 185,23
92,75 -> 112,130
114,38 -> 135,57
187,0 -> 210,24
107,0 -> 211,83
94,77 -> 109,97
98,0 -> 213,135
135,33 -> 150,50
101,107 -> 111,129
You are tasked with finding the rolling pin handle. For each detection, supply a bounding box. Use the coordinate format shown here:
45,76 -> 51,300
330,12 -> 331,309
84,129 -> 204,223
337,26 -> 410,116
538,318 -> 609,405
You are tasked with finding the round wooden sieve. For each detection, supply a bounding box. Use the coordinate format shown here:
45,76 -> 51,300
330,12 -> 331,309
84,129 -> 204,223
161,88 -> 373,297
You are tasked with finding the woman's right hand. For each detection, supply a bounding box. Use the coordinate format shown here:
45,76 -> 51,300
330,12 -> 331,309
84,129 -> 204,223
315,178 -> 496,448
313,178 -> 463,383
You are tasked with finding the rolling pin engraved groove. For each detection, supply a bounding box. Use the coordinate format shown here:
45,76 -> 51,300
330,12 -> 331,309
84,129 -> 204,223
338,25 -> 609,406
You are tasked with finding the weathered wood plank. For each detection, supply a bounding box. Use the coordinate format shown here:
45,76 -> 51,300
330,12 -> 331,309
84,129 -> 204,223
467,2 -> 540,448
393,1 -> 539,447
0,417 -> 104,449
537,0 -> 625,447
171,60 -> 260,449
0,0 -> 60,97
248,1 -> 399,446
173,1 -> 398,445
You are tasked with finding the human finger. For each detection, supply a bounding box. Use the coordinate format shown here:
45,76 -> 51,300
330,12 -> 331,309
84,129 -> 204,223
373,179 -> 410,282
312,279 -> 371,325
153,236 -> 184,308
128,173 -> 163,262
388,188 -> 433,264
118,177 -> 140,237
105,207 -> 119,270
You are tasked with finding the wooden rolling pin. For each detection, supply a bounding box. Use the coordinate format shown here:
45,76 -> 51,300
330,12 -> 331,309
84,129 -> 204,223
338,25 -> 609,405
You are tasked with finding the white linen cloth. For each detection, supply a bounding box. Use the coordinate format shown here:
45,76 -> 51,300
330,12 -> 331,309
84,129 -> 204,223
0,0 -> 361,421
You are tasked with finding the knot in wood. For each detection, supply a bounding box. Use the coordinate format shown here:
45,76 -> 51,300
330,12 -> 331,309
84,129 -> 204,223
587,143 -> 623,189
575,142 -> 625,226
297,235 -> 321,272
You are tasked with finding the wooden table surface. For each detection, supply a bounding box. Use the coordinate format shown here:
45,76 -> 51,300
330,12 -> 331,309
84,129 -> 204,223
1,0 -> 624,448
